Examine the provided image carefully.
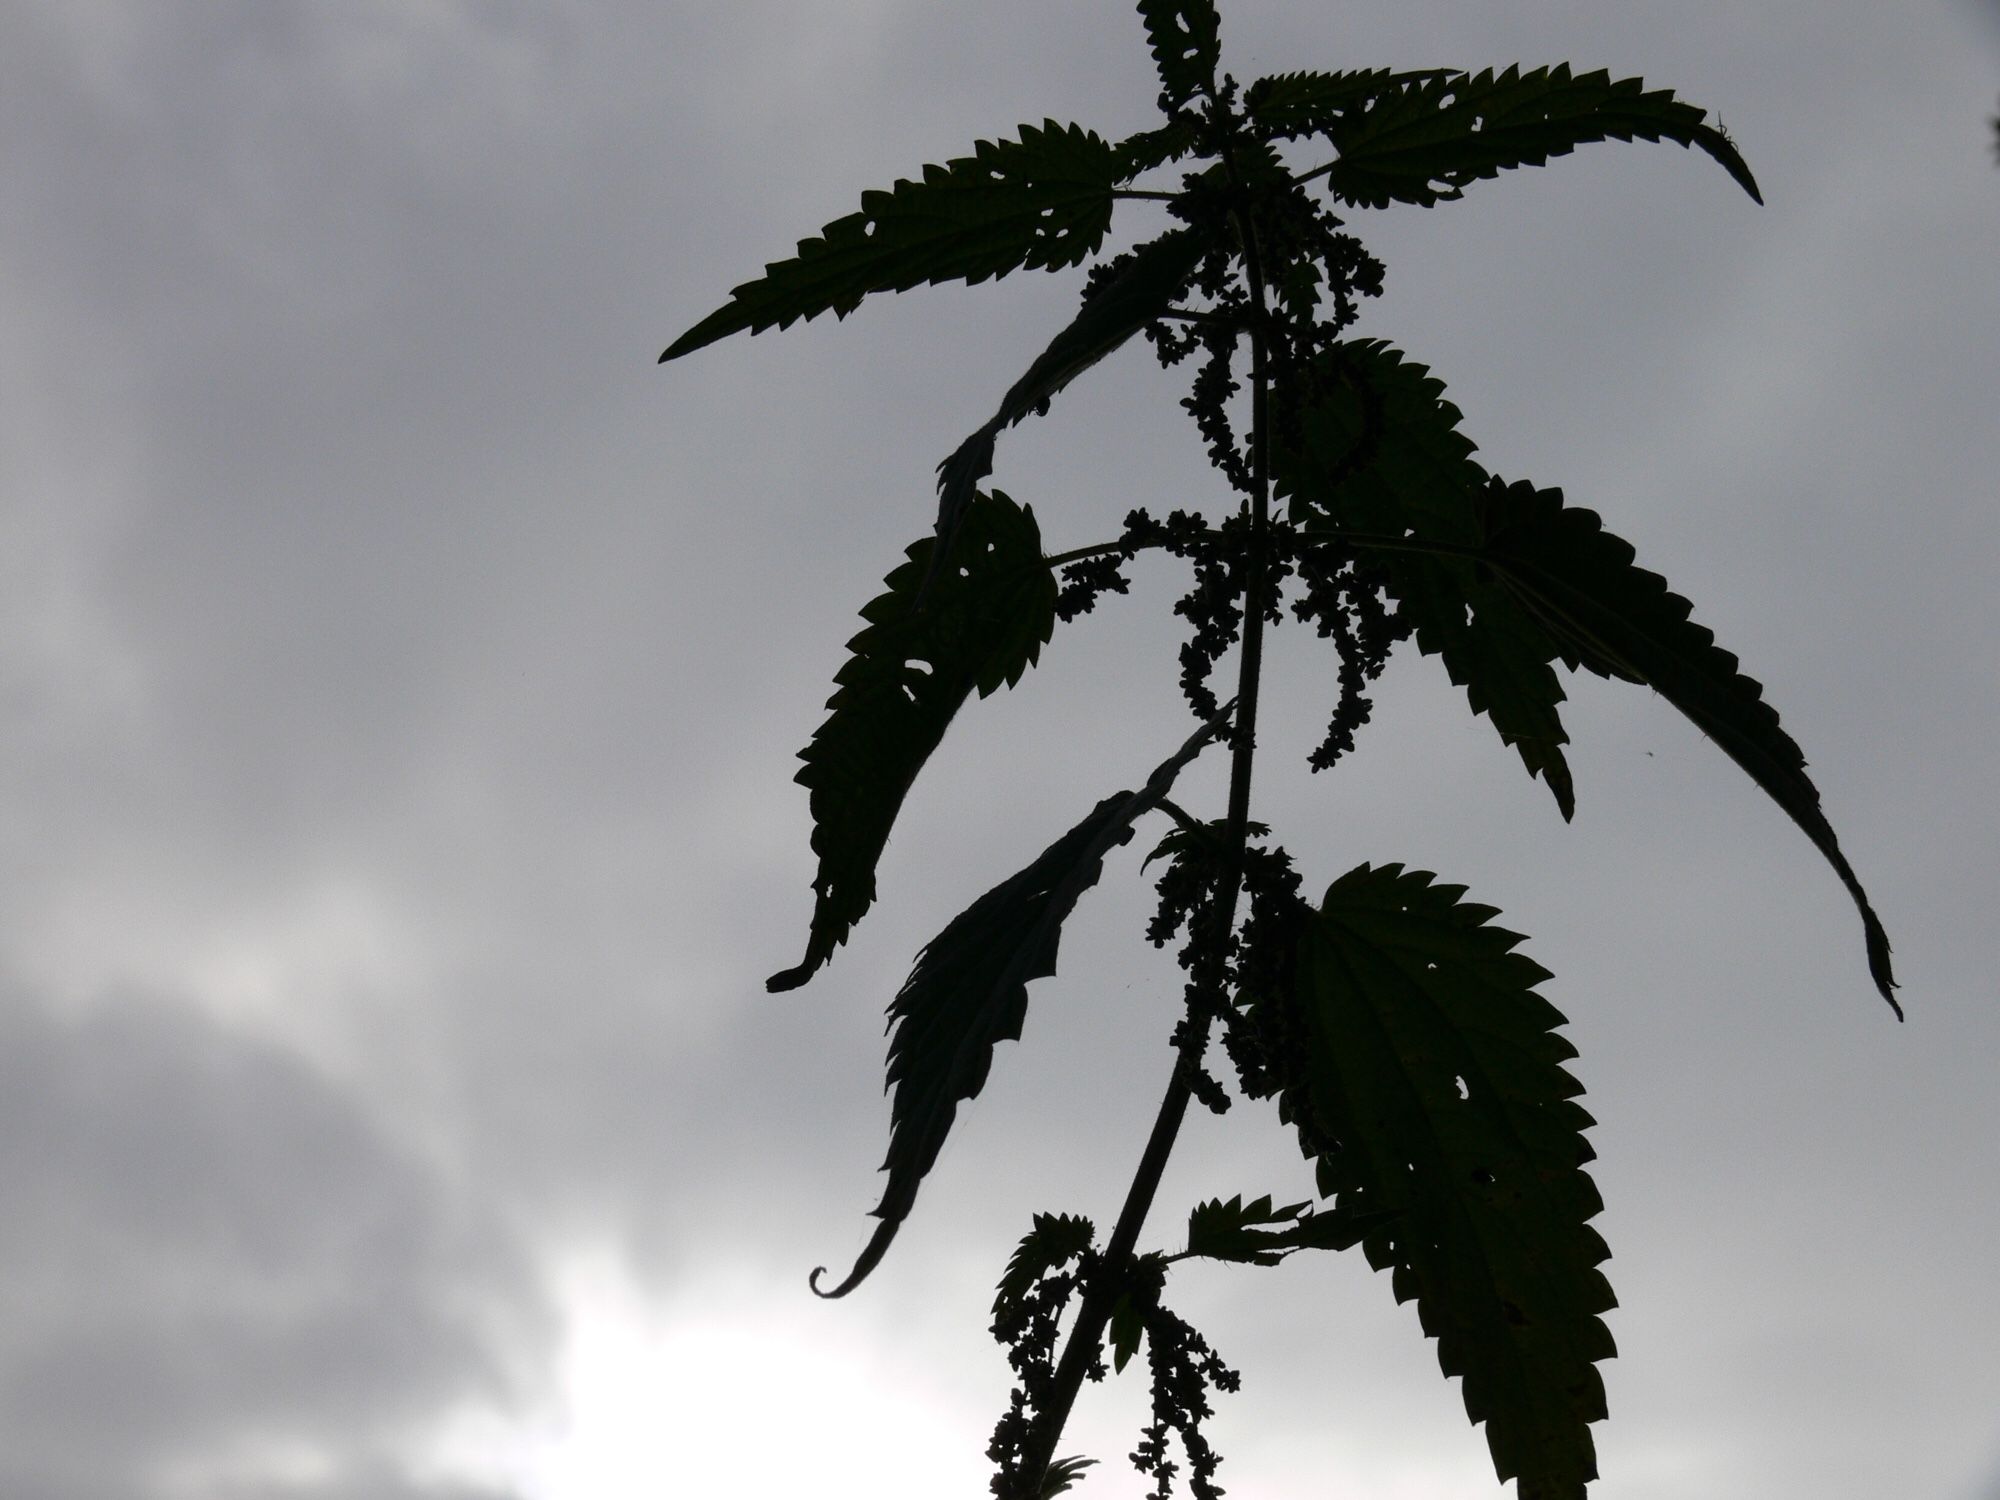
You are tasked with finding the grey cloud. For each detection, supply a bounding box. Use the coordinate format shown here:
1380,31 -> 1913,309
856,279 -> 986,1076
207,1472 -> 522,1500
0,988 -> 548,1500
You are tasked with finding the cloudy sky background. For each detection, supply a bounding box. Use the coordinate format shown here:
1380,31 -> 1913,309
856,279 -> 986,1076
3,2 -> 1997,1497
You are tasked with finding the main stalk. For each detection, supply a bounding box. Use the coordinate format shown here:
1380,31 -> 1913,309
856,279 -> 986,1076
1006,188 -> 1275,1500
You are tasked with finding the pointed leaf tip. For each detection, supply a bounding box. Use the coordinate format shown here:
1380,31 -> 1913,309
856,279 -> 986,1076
1866,916 -> 1901,1020
659,121 -> 1123,360
1474,481 -> 1898,1016
1309,65 -> 1763,210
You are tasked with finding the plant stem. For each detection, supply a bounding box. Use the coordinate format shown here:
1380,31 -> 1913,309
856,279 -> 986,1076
1005,187 -> 1276,1500
1040,525 -> 1248,577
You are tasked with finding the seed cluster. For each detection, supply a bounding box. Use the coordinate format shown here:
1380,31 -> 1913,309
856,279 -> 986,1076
987,1225 -> 1104,1499
1289,538 -> 1411,770
1146,821 -> 1310,1111
1131,1294 -> 1240,1500
988,1220 -> 1243,1500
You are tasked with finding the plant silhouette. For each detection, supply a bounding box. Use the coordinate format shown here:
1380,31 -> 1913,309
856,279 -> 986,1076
662,5 -> 1898,1496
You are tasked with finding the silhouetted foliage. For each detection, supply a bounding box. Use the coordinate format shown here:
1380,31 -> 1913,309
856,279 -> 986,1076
662,4 -> 1896,1495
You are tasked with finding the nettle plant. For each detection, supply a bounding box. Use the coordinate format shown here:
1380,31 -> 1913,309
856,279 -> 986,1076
663,5 -> 1898,1497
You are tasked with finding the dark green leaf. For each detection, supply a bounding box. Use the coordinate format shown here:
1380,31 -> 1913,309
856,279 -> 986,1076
931,230 -> 1209,585
997,230 -> 1208,425
1272,1204 -> 1398,1253
1245,68 -> 1456,142
1143,816 -> 1268,874
1315,65 -> 1762,209
1181,1193 -> 1396,1265
1136,0 -> 1221,112
1277,342 -> 1575,818
1411,581 -> 1578,822
1277,341 -> 1483,545
1107,1291 -> 1146,1373
662,121 -> 1123,361
769,492 -> 1056,992
1183,1193 -> 1311,1266
994,1212 -> 1097,1317
812,715 -> 1229,1296
1474,481 -> 1899,1014
1115,119 -> 1204,177
1271,863 -> 1614,1499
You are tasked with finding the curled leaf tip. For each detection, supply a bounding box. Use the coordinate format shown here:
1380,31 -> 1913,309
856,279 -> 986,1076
768,934 -> 834,993
810,1219 -> 900,1299
766,963 -> 812,993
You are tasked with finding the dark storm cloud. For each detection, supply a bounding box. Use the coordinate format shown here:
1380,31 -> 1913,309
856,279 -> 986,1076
0,988 -> 548,1500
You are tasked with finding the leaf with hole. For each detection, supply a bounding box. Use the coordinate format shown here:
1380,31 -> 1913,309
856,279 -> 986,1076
768,491 -> 1056,993
1137,0 -> 1222,112
1245,68 -> 1457,142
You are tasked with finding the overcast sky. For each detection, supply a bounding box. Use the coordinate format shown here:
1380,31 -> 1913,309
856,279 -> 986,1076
3,2 -> 1997,1498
